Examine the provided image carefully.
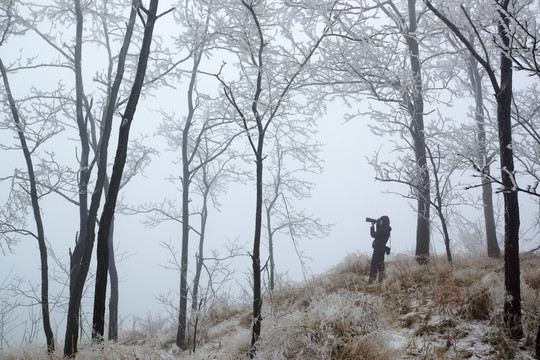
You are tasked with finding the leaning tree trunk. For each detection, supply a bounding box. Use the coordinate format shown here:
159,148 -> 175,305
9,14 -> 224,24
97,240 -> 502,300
0,59 -> 55,352
64,1 -> 139,354
93,0 -> 160,341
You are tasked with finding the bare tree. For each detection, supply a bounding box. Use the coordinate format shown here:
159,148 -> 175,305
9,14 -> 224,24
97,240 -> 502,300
313,0 -> 435,263
92,0 -> 170,343
64,0 -> 141,354
425,0 -> 523,339
215,0 -> 336,355
466,48 -> 501,258
0,1 -> 61,351
264,132 -> 332,289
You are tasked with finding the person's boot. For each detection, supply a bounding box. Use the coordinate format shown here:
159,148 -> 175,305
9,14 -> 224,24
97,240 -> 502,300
378,271 -> 385,283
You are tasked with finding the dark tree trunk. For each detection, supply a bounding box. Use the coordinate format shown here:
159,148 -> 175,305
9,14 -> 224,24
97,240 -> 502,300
497,0 -> 522,340
107,216 -> 119,342
63,2 -> 139,354
405,0 -> 430,264
250,146 -> 264,357
176,42 -> 204,350
64,0 -> 91,354
536,321 -> 540,359
93,0 -> 160,340
468,52 -> 500,258
424,0 -> 521,341
0,59 -> 55,352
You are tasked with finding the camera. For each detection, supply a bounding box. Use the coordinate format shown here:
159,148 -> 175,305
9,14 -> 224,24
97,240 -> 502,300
365,217 -> 378,223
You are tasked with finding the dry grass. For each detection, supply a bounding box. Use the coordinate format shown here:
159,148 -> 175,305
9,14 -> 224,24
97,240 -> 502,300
1,252 -> 538,360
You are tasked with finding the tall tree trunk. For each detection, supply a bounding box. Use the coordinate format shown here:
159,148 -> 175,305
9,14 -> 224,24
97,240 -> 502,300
64,1 -> 138,354
497,0 -> 522,340
93,0 -> 160,340
0,59 -> 55,352
468,51 -> 500,258
405,0 -> 430,264
176,41 -> 204,350
64,0 -> 91,354
424,0 -> 521,341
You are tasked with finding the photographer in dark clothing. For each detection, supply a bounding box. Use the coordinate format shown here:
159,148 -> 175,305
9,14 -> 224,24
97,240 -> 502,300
368,215 -> 392,284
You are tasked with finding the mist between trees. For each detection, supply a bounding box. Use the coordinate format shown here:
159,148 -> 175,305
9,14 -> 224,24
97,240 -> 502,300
0,0 -> 539,358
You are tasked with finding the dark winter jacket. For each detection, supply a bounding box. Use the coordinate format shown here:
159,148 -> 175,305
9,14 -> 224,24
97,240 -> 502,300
371,224 -> 392,250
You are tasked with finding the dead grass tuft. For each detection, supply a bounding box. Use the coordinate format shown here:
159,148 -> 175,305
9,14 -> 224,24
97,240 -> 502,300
331,333 -> 392,360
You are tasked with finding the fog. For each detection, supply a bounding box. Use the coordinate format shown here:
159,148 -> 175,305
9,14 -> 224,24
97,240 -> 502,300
1,0 -> 539,348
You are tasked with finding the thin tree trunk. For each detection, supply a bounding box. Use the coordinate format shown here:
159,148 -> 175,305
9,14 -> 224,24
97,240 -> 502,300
191,181 -> 208,312
535,323 -> 540,360
0,58 -> 55,352
107,216 -> 119,342
93,0 -> 160,340
176,41 -> 204,350
468,51 -> 500,258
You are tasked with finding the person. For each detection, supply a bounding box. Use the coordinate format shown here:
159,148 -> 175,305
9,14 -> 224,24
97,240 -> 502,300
368,216 -> 391,284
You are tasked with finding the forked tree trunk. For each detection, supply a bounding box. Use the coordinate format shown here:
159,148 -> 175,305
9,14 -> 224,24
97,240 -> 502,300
93,0 -> 160,340
64,0 -> 91,354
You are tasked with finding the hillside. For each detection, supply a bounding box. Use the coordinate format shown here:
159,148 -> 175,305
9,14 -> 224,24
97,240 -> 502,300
2,253 -> 539,359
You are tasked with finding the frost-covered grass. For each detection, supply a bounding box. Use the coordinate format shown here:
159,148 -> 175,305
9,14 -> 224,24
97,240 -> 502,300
1,253 -> 538,359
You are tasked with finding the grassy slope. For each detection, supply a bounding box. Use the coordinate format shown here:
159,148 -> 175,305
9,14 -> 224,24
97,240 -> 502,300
2,253 -> 539,359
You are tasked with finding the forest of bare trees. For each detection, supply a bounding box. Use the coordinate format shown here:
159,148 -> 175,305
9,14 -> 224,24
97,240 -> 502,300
1,0 -> 539,358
